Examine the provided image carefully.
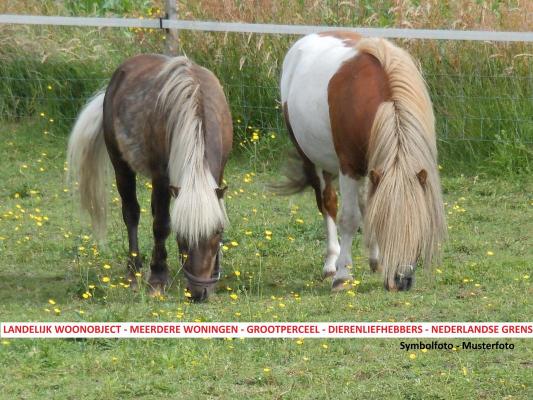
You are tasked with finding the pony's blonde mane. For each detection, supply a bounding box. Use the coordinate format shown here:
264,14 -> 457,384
358,38 -> 446,287
156,56 -> 227,246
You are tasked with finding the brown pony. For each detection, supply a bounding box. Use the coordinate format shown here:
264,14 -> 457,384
278,32 -> 446,291
67,55 -> 232,301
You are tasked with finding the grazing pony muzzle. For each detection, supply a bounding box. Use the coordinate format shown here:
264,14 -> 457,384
175,186 -> 227,301
179,233 -> 223,302
183,248 -> 221,302
385,263 -> 416,292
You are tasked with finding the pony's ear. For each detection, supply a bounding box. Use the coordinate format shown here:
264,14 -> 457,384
417,169 -> 428,187
215,185 -> 228,199
369,169 -> 382,187
169,185 -> 180,198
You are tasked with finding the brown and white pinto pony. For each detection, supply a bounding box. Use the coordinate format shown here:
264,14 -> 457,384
278,32 -> 446,291
67,55 -> 232,301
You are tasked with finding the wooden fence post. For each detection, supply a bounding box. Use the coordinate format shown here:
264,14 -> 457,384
164,0 -> 179,56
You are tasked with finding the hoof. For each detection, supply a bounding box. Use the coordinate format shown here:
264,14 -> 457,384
331,278 -> 353,292
149,289 -> 162,297
148,281 -> 167,297
129,279 -> 139,292
322,269 -> 336,280
369,259 -> 379,273
148,271 -> 169,297
126,270 -> 142,292
127,256 -> 143,271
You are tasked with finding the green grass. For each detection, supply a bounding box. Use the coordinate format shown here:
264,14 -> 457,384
0,120 -> 531,399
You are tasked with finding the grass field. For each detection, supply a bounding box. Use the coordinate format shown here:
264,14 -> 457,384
0,120 -> 531,399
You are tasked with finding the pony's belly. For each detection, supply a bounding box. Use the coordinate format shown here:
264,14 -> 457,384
114,118 -> 152,177
281,34 -> 358,174
288,100 -> 339,174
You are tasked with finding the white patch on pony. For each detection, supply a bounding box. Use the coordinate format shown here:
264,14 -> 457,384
157,57 -> 227,246
281,34 -> 357,174
316,166 -> 340,276
324,215 -> 340,275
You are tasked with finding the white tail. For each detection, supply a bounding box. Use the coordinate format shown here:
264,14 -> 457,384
157,57 -> 227,245
67,91 -> 109,240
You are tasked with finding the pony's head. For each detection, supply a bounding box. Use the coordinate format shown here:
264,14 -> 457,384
174,185 -> 228,301
179,230 -> 223,301
366,163 -> 444,291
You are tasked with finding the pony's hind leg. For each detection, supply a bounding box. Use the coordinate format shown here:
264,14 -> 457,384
113,161 -> 143,289
147,174 -> 171,296
314,168 -> 340,278
332,174 -> 362,292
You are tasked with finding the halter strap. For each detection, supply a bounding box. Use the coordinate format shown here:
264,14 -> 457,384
182,247 -> 222,287
183,263 -> 221,287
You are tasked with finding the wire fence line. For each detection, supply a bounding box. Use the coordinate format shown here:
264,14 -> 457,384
2,80 -> 530,144
0,14 -> 532,144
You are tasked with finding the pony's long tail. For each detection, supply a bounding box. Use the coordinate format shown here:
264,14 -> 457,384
157,57 -> 227,246
269,102 -> 316,196
269,148 -> 313,195
67,91 -> 109,240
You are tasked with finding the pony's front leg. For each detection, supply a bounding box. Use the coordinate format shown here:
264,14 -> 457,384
332,174 -> 362,291
113,162 -> 143,290
148,175 -> 171,296
369,242 -> 382,273
314,168 -> 340,278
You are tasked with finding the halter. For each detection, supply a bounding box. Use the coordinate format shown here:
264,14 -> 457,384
183,262 -> 221,287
